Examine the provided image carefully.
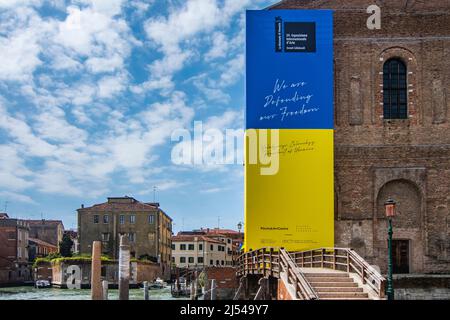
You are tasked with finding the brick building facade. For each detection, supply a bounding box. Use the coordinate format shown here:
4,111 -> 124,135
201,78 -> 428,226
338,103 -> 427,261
271,0 -> 450,274
77,197 -> 173,279
0,215 -> 32,285
27,219 -> 64,249
28,238 -> 58,261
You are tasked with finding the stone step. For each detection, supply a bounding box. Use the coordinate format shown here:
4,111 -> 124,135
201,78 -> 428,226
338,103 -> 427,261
303,273 -> 349,278
306,276 -> 354,282
310,281 -> 359,288
315,287 -> 364,293
321,297 -> 371,300
318,292 -> 369,299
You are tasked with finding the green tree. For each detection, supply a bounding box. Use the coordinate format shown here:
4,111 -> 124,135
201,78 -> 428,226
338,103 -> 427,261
59,233 -> 74,257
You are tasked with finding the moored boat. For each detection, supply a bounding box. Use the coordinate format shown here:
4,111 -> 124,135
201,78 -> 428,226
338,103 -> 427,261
35,280 -> 51,289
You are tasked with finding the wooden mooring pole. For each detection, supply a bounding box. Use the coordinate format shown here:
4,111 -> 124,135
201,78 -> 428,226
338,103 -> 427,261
211,279 -> 217,300
143,281 -> 149,300
102,280 -> 109,300
91,241 -> 102,300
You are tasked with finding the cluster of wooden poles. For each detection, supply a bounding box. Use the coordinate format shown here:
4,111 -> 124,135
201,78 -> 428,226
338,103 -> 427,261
90,235 -> 152,300
90,235 -> 220,300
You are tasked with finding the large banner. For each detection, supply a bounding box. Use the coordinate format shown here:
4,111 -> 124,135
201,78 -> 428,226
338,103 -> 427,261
245,10 -> 334,252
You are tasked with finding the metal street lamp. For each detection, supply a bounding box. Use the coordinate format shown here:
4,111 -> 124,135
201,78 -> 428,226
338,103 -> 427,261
384,198 -> 396,300
237,222 -> 243,234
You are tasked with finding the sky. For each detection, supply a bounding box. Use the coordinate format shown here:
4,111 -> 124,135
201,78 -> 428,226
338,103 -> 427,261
0,0 -> 275,232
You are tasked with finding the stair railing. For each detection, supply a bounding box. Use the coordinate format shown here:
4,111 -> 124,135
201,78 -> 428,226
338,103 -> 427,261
279,248 -> 318,300
291,247 -> 386,298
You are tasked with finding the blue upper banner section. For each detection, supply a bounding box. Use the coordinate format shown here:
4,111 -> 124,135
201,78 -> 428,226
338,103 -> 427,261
246,10 -> 334,129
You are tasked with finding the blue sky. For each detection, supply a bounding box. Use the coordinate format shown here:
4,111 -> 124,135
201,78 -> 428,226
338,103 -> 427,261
0,0 -> 275,232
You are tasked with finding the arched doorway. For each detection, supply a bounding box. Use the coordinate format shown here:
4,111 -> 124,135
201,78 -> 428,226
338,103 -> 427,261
375,179 -> 424,273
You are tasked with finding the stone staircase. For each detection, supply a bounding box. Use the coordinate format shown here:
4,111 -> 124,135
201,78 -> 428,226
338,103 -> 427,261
303,269 -> 370,300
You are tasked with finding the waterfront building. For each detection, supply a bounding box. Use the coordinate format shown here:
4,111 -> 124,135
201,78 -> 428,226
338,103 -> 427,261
199,228 -> 244,263
28,238 -> 58,261
26,219 -> 64,249
172,228 -> 240,268
171,234 -> 230,268
0,214 -> 32,285
181,228 -> 244,265
77,196 -> 173,278
270,0 -> 450,274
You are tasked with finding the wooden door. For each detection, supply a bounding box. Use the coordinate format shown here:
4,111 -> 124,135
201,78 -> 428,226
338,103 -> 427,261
392,240 -> 409,274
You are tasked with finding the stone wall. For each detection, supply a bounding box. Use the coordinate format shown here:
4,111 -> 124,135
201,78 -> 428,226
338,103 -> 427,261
394,275 -> 450,300
46,260 -> 160,288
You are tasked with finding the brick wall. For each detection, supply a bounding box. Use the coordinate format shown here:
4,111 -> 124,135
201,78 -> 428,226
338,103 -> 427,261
34,261 -> 53,282
205,267 -> 238,299
0,226 -> 16,269
277,278 -> 293,300
136,262 -> 161,282
272,0 -> 450,275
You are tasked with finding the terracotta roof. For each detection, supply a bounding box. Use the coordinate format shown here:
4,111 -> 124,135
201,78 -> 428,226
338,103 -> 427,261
81,201 -> 159,212
26,220 -> 64,228
171,235 -> 224,244
201,228 -> 240,235
29,237 -> 58,249
79,197 -> 172,221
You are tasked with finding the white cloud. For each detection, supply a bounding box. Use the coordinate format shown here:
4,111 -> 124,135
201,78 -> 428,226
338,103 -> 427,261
0,6 -> 52,81
205,32 -> 229,60
145,0 -> 222,53
0,191 -> 36,204
142,0 -> 258,88
204,109 -> 243,130
85,54 -> 124,73
0,144 -> 34,191
78,0 -> 124,17
0,0 -> 43,8
219,53 -> 245,87
33,107 -> 88,145
56,6 -> 126,57
0,28 -> 41,81
97,73 -> 127,98
0,0 -> 263,202
130,76 -> 174,95
127,0 -> 152,14
0,104 -> 56,157
200,187 -> 225,193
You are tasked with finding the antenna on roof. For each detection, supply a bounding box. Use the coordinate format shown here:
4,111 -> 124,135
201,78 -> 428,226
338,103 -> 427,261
218,216 -> 220,229
4,201 -> 8,212
153,186 -> 157,203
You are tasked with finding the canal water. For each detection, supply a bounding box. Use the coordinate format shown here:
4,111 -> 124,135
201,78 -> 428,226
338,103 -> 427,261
0,286 -> 187,300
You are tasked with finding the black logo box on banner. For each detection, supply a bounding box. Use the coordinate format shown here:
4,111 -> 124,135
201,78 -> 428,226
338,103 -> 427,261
275,19 -> 317,53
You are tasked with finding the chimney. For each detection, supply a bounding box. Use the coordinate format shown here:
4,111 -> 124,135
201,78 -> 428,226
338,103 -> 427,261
81,204 -> 84,209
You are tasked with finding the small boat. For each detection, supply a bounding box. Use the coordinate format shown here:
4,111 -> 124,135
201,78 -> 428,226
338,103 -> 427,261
171,278 -> 190,297
35,280 -> 51,289
149,278 -> 167,289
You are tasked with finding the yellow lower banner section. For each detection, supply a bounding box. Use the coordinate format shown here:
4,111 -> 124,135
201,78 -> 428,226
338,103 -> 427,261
244,129 -> 334,252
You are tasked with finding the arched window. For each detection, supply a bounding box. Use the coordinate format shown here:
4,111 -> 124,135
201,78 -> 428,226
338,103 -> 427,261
383,58 -> 407,119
